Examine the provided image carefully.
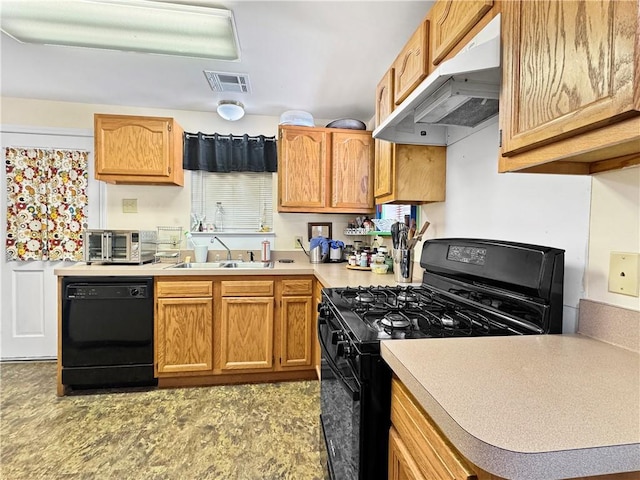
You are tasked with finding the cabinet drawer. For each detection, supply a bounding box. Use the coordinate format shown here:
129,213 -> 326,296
282,279 -> 313,296
221,280 -> 274,297
391,377 -> 475,480
157,280 -> 213,298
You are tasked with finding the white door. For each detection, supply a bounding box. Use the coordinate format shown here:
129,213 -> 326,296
0,126 -> 105,360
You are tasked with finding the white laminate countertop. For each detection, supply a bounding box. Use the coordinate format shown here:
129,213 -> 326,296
381,334 -> 640,480
53,260 -> 423,288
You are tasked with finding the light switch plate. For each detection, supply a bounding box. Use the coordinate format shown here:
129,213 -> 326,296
608,252 -> 639,297
122,198 -> 137,213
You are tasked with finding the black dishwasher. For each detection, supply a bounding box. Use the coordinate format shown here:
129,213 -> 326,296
61,276 -> 157,389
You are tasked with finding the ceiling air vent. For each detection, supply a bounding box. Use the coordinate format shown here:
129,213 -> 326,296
203,71 -> 251,93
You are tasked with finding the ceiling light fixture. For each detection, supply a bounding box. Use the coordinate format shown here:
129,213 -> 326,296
217,101 -> 245,121
0,0 -> 240,60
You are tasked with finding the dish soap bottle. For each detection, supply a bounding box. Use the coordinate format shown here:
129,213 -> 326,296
214,202 -> 224,232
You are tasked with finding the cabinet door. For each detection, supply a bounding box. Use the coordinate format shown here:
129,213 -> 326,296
375,69 -> 396,199
394,19 -> 430,105
220,297 -> 274,371
430,0 -> 493,66
389,427 -> 427,480
375,139 -> 394,199
278,127 -> 328,209
331,132 -> 374,210
376,68 -> 395,126
501,0 -> 639,156
391,378 -> 476,480
280,296 -> 313,368
95,115 -> 171,176
155,297 -> 213,375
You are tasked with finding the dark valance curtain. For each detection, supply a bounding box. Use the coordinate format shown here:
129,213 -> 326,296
183,132 -> 277,172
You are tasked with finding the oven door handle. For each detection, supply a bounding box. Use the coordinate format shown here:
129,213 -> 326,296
317,315 -> 361,401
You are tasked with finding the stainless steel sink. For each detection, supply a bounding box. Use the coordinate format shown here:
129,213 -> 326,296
168,261 -> 274,269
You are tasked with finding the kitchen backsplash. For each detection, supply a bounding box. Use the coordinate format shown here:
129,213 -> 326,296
578,299 -> 640,352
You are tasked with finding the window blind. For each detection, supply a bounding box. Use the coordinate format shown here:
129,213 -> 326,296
191,171 -> 273,232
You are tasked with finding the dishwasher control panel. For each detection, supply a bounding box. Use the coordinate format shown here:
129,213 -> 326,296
65,284 -> 150,299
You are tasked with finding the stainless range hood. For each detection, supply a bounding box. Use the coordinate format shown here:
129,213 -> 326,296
373,14 -> 501,146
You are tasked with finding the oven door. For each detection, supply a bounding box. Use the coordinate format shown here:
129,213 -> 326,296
318,309 -> 362,480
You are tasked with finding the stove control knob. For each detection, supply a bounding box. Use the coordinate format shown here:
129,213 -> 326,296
317,304 -> 330,318
336,340 -> 353,358
331,330 -> 345,345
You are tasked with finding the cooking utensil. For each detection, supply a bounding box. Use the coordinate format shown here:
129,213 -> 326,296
407,221 -> 431,250
391,222 -> 400,249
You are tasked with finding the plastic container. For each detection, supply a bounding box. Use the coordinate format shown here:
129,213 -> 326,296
279,110 -> 314,127
371,263 -> 389,274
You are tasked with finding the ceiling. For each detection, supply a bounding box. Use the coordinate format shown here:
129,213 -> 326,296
0,1 -> 433,123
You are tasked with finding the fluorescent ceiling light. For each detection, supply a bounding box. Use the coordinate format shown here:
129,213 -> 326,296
0,0 -> 240,60
217,101 -> 245,121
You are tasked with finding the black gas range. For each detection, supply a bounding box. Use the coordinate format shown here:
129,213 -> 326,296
318,238 -> 565,480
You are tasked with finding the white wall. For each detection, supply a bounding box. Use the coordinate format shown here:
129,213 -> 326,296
586,166 -> 640,310
421,121 -> 593,332
0,97 -> 357,252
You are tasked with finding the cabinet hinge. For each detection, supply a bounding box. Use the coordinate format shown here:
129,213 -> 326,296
168,123 -> 172,132
498,129 -> 502,148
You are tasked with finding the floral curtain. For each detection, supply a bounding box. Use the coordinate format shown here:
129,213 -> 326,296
5,147 -> 89,261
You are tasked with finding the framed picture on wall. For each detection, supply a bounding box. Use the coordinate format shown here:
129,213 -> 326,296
308,222 -> 332,240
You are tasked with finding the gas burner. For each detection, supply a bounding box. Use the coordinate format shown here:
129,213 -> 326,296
397,290 -> 418,303
355,292 -> 376,304
381,312 -> 411,329
441,313 -> 460,328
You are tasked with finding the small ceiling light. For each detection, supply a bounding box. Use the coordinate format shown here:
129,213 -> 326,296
217,101 -> 245,121
0,0 -> 240,60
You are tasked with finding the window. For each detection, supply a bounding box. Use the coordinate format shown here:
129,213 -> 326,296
191,171 -> 273,232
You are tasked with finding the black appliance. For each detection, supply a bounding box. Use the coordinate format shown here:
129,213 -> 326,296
61,276 -> 157,389
317,238 -> 565,480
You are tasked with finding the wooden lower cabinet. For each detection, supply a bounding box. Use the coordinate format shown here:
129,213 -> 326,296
279,279 -> 314,370
219,280 -> 274,372
390,377 -> 476,480
155,280 -> 214,376
389,427 -> 427,480
313,280 -> 324,378
154,276 -> 319,386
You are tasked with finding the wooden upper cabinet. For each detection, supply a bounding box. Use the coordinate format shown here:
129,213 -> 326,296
278,125 -> 374,214
376,68 -> 395,126
499,0 -> 640,174
430,0 -> 493,66
278,126 -> 328,210
331,132 -> 374,210
375,69 -> 396,199
376,144 -> 446,205
393,19 -> 430,105
94,113 -> 184,186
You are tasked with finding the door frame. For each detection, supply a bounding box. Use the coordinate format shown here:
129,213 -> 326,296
1,124 -> 106,360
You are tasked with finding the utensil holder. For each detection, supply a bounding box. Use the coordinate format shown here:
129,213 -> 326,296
393,248 -> 413,283
194,245 -> 208,263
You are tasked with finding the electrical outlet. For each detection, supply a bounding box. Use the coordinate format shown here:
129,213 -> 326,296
609,252 -> 639,297
294,236 -> 303,249
122,198 -> 137,213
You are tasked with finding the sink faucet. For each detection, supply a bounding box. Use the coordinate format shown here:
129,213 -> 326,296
211,236 -> 232,261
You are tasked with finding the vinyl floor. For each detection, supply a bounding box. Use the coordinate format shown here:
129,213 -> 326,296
0,362 -> 324,480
